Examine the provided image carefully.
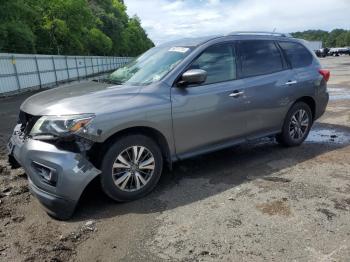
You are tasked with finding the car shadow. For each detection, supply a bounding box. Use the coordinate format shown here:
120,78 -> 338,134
71,122 -> 350,221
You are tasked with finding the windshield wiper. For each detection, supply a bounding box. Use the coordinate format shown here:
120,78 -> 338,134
93,78 -> 123,85
109,79 -> 123,85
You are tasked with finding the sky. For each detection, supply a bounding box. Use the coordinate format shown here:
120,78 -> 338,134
124,0 -> 350,45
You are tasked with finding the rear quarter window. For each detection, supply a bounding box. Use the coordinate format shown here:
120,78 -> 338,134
278,41 -> 313,68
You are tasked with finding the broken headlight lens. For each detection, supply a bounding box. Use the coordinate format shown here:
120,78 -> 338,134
30,114 -> 95,137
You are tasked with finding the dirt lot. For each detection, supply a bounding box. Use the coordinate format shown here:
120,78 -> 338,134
0,56 -> 350,262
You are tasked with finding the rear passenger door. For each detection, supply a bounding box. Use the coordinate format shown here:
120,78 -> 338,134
237,40 -> 296,137
278,41 -> 316,93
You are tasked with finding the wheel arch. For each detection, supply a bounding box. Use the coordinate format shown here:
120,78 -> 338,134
88,126 -> 173,170
294,96 -> 316,120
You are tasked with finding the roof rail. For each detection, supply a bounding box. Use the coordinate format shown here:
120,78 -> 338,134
228,31 -> 292,37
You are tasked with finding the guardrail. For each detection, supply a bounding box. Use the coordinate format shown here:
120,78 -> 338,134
0,53 -> 132,95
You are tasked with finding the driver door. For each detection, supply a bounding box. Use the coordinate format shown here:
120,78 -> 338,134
171,42 -> 248,157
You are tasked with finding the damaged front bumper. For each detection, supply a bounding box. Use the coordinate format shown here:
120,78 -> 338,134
8,125 -> 101,219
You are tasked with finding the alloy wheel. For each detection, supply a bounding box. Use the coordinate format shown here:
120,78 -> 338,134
112,146 -> 155,192
289,109 -> 310,141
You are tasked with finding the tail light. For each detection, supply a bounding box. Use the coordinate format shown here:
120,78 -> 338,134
319,69 -> 330,82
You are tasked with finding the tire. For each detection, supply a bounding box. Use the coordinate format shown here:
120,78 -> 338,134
100,134 -> 163,202
276,102 -> 313,147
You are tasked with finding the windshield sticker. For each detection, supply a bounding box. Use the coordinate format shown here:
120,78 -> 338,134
168,47 -> 189,53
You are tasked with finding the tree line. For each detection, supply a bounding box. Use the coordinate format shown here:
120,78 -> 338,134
291,29 -> 350,48
0,0 -> 154,56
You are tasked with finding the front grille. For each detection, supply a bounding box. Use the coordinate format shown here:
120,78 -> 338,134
18,111 -> 40,136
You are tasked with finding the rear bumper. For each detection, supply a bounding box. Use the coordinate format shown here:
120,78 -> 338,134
8,125 -> 101,219
315,91 -> 329,120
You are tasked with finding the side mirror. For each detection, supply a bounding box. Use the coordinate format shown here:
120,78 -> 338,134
178,69 -> 207,86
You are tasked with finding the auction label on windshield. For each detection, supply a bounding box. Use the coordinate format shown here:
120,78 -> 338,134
168,47 -> 189,53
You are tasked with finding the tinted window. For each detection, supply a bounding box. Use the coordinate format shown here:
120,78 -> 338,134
189,44 -> 236,85
279,41 -> 313,68
239,40 -> 283,78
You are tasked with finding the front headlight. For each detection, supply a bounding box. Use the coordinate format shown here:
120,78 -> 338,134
30,114 -> 95,137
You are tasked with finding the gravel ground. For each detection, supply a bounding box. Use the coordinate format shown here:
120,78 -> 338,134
0,56 -> 349,261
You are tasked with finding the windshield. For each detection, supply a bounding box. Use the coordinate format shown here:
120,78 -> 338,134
109,46 -> 193,86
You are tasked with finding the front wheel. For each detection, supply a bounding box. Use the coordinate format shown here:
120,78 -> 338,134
100,135 -> 163,202
276,102 -> 313,147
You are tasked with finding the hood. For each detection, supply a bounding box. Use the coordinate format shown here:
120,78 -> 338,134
20,81 -> 143,116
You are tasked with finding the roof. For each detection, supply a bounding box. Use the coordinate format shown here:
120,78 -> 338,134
157,32 -> 295,48
157,35 -> 221,47
228,31 -> 292,37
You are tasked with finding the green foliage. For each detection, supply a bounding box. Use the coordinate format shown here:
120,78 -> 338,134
335,32 -> 350,47
0,0 -> 154,56
5,22 -> 36,53
0,0 -> 38,52
291,29 -> 350,48
120,16 -> 154,56
88,28 -> 113,55
0,25 -> 8,51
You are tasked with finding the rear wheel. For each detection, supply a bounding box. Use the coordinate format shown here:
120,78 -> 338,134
277,102 -> 312,147
100,135 -> 163,202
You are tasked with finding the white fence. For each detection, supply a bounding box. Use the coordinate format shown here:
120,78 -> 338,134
0,53 -> 132,95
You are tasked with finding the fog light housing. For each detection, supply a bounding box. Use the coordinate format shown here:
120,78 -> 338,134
31,161 -> 57,186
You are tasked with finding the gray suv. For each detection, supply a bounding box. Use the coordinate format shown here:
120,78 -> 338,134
8,32 -> 330,219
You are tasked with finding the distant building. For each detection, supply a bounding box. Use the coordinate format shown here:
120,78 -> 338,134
304,41 -> 323,51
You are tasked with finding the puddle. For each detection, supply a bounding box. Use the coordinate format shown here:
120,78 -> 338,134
328,87 -> 350,100
328,87 -> 345,92
306,128 -> 350,144
331,94 -> 350,101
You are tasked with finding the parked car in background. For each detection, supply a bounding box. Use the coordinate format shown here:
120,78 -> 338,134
328,47 -> 350,56
315,48 -> 329,57
8,32 -> 330,219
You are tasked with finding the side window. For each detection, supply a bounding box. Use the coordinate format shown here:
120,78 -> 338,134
239,40 -> 284,78
189,44 -> 236,85
278,41 -> 313,68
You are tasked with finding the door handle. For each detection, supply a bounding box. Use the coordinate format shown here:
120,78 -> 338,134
229,90 -> 244,98
285,80 -> 297,85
